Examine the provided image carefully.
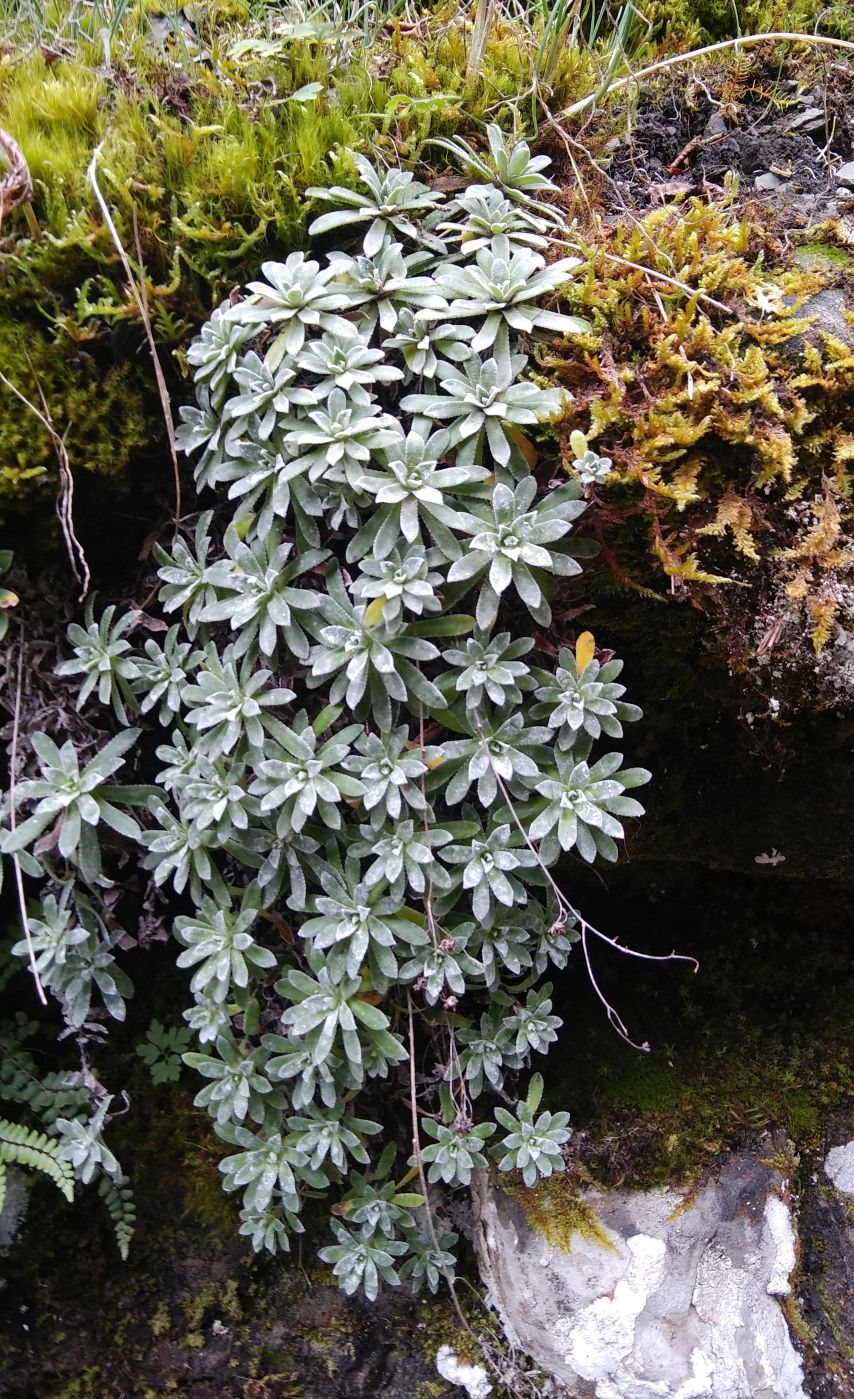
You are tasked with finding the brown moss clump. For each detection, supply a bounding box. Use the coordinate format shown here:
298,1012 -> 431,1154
540,199 -> 854,700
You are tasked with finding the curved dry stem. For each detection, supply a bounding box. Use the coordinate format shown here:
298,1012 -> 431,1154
406,992 -> 477,1336
473,710 -> 698,1051
562,30 -> 854,121
0,368 -> 89,598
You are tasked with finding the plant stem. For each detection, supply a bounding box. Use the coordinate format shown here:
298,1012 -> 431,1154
88,145 -> 182,537
468,0 -> 497,77
21,199 -> 39,240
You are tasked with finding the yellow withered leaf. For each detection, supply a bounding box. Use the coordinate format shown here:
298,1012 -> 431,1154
505,426 -> 538,469
364,596 -> 385,627
575,630 -> 595,671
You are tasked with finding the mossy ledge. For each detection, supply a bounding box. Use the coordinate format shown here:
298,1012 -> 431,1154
499,1168 -> 617,1254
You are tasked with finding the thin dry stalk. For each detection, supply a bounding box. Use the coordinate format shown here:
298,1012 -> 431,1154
467,0 -> 497,76
88,145 -> 182,534
8,642 -> 47,1007
0,368 -> 90,598
562,31 -> 854,121
405,989 -> 493,1361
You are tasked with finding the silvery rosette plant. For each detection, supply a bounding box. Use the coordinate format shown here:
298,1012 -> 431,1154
2,131 -> 650,1298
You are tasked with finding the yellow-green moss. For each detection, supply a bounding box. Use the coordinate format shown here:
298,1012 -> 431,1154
148,1301 -> 171,1337
642,0 -> 851,42
502,1170 -> 616,1253
782,1292 -> 816,1347
414,1291 -> 484,1368
795,241 -> 854,271
44,1369 -> 101,1399
0,322 -> 148,513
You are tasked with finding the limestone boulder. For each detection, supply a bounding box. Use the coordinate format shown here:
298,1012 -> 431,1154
473,1151 -> 806,1399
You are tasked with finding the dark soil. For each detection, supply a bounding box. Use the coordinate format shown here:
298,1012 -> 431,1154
604,55 -> 854,225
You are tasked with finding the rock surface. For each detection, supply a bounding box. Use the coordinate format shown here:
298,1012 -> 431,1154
794,1112 -> 854,1397
0,1171 -> 28,1263
473,1152 -> 807,1399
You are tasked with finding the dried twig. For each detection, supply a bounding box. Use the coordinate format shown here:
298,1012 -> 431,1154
0,368 -> 90,598
8,641 -> 47,1007
88,144 -> 182,534
667,129 -> 731,174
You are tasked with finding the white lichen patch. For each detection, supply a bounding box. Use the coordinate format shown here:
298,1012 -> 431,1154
562,1233 -> 666,1382
824,1139 -> 854,1196
764,1193 -> 797,1295
436,1344 -> 493,1399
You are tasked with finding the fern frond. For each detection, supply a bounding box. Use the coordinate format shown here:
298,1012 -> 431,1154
98,1172 -> 136,1259
0,1118 -> 74,1202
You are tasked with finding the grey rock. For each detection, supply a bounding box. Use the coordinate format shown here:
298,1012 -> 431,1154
836,161 -> 854,186
788,107 -> 826,133
782,287 -> 854,352
801,288 -> 853,343
755,172 -> 783,191
474,1151 -> 807,1399
0,1170 -> 29,1266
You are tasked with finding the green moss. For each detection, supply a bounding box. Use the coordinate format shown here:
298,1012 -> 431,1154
44,1368 -> 101,1399
782,1293 -> 816,1347
816,1280 -> 854,1360
642,0 -> 851,41
565,1022 -> 854,1189
180,1278 -> 242,1348
795,241 -> 854,271
286,1295 -> 356,1375
414,1291 -> 484,1368
148,1301 -> 171,1337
